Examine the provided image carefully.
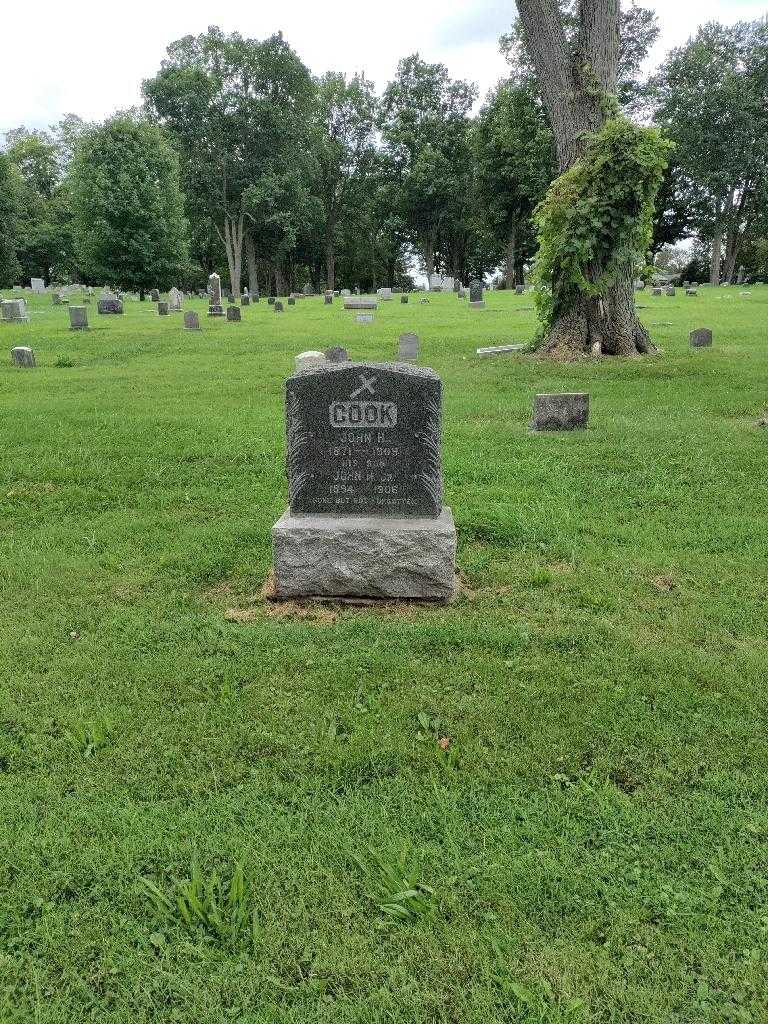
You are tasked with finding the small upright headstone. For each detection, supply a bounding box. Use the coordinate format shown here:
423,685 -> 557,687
515,284 -> 525,295
341,289 -> 351,297
325,346 -> 348,363
272,361 -> 456,600
324,293 -> 333,305
150,288 -> 160,302
686,288 -> 698,297
453,279 -> 461,293
69,306 -> 88,330
52,292 -> 62,305
169,287 -> 183,311
30,277 -> 45,293
158,301 -> 169,316
11,346 -> 35,368
302,283 -> 313,296
241,294 -> 251,306
400,294 -> 409,304
97,298 -> 123,314
690,328 -> 713,348
458,289 -> 466,299
184,311 -> 201,331
665,286 -> 676,297
1,299 -> 29,321
398,333 -> 419,361
295,351 -> 326,370
652,287 -> 663,296
208,273 -> 224,316
287,296 -> 296,306
469,279 -> 485,308
274,301 -> 284,313
531,393 -> 589,431
268,297 -> 275,306
227,305 -> 241,322
378,287 -> 393,301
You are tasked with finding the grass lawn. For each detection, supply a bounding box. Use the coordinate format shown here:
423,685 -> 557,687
1,285 -> 767,1023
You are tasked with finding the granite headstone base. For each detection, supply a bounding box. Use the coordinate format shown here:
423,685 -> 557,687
272,506 -> 456,601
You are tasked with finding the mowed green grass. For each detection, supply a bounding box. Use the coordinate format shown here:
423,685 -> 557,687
1,285 -> 767,1024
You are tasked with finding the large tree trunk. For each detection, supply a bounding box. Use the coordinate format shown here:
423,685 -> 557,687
517,0 -> 653,357
325,233 -> 336,292
423,233 -> 436,288
245,233 -> 259,295
504,227 -> 517,289
710,227 -> 723,286
274,266 -> 284,297
216,212 -> 244,298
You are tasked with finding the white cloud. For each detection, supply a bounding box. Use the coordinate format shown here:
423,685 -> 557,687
2,0 -> 763,137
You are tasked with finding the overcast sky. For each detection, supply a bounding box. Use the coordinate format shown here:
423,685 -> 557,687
3,0 -> 765,137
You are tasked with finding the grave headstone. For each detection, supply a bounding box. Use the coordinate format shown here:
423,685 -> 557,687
150,288 -> 160,302
288,297 -> 296,306
652,287 -> 663,296
398,333 -> 419,361
690,328 -> 712,348
169,287 -> 183,311
272,361 -> 456,599
274,301 -> 284,312
665,286 -> 676,297
227,305 -> 241,322
158,301 -> 169,316
11,346 -> 35,368
208,272 -> 224,316
469,279 -> 485,308
477,344 -> 525,357
69,306 -> 88,330
325,294 -> 333,305
378,287 -> 393,301
30,277 -> 45,293
531,393 -> 589,431
302,283 -> 313,297
515,284 -> 525,295
241,294 -> 251,306
184,311 -> 201,331
325,346 -> 348,363
295,351 -> 326,370
686,288 -> 698,296
268,296 -> 275,305
458,289 -> 466,299
356,313 -> 374,323
344,298 -> 377,311
97,298 -> 123,314
401,294 -> 409,304
52,292 -> 62,305
1,299 -> 28,321
341,289 -> 351,297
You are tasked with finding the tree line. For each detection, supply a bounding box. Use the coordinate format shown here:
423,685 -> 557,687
1,9 -> 766,304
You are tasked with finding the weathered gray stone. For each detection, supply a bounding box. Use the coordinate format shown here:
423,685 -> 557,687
356,314 -> 374,323
325,346 -> 348,363
344,298 -> 377,310
690,328 -> 712,348
11,346 -> 35,367
272,507 -> 456,600
52,292 -> 62,305
378,287 -> 393,301
515,284 -> 525,295
324,293 -> 333,305
241,294 -> 251,306
274,301 -> 284,312
295,351 -> 326,370
477,344 -> 525,357
531,393 -> 589,431
340,288 -> 351,297
150,288 -> 160,302
686,288 -> 698,296
30,277 -> 45,293
184,311 -> 201,330
208,273 -> 224,316
69,306 -> 88,330
652,287 -> 663,296
97,298 -> 123,314
469,279 -> 483,303
2,299 -> 28,321
158,301 -> 169,315
168,287 -> 183,311
287,297 -> 296,306
665,286 -> 676,297
398,333 -> 418,361
227,305 -> 241,322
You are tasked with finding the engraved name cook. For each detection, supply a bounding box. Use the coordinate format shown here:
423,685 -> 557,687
285,362 -> 443,517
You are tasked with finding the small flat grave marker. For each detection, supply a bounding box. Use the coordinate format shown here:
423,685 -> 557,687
531,393 -> 589,431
